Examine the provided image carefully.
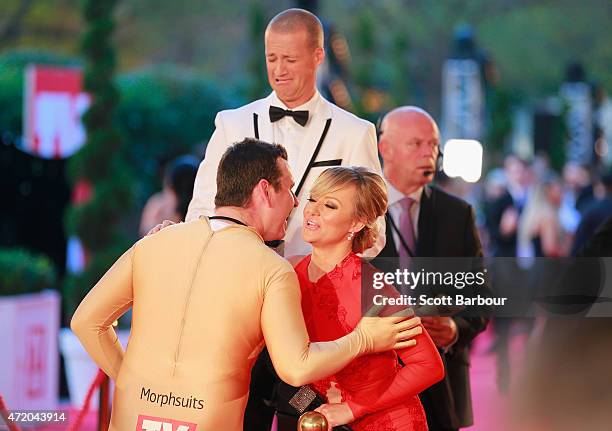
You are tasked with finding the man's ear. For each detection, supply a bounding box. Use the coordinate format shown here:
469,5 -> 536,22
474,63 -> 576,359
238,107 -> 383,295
314,46 -> 325,67
378,137 -> 390,159
256,179 -> 273,208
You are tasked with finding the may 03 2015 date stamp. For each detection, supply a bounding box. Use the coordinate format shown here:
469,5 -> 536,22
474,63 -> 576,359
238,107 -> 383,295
2,410 -> 69,427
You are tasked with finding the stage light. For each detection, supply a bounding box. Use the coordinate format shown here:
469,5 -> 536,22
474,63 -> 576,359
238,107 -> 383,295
443,139 -> 483,183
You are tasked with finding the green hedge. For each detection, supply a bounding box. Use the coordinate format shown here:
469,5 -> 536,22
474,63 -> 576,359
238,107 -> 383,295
117,65 -> 242,203
0,248 -> 56,296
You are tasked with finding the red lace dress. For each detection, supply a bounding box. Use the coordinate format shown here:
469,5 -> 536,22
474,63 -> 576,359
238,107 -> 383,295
295,253 -> 444,431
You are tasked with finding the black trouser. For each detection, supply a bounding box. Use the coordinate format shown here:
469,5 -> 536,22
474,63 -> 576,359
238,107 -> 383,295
243,349 -> 276,431
276,412 -> 298,431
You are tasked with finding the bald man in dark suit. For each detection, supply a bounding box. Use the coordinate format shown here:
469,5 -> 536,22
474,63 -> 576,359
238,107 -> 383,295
373,107 -> 489,431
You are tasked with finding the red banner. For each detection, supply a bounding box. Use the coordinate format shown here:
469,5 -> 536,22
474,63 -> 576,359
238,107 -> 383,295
23,65 -> 90,159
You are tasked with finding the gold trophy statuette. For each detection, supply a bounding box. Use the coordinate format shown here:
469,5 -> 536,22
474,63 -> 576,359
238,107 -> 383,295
297,411 -> 329,430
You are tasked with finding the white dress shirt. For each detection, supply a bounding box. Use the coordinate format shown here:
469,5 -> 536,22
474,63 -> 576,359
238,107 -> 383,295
268,91 -> 321,171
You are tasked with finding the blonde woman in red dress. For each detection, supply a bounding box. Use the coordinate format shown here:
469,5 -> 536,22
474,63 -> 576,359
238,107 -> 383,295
291,166 -> 444,430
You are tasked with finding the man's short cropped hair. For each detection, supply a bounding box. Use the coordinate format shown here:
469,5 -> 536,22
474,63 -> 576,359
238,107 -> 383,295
267,8 -> 324,49
215,138 -> 288,208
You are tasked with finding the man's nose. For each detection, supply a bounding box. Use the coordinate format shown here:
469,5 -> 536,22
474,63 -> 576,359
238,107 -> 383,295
422,144 -> 437,159
275,60 -> 286,75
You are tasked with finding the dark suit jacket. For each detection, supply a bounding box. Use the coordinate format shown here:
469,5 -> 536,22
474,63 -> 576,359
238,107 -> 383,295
579,216 -> 612,257
571,198 -> 612,256
484,190 -> 517,257
373,185 -> 489,430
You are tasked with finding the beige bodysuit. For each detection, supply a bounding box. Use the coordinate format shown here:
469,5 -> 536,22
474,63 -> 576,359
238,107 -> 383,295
71,218 -> 374,431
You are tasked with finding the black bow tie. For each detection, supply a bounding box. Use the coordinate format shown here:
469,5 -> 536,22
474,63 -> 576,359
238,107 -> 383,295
269,106 -> 309,126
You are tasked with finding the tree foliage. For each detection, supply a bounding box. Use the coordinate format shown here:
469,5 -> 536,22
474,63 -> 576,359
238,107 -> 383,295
2,0 -> 609,111
116,65 -> 242,203
322,0 -> 611,114
63,0 -> 133,318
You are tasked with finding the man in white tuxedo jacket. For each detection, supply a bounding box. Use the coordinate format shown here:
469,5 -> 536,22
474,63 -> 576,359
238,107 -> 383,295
186,8 -> 384,257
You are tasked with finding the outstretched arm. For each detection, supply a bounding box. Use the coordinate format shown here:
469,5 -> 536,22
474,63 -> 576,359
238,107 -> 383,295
70,247 -> 134,380
261,270 -> 420,387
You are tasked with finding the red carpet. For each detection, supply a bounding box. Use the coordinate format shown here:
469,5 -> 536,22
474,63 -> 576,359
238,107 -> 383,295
466,324 -> 529,431
19,325 -> 527,431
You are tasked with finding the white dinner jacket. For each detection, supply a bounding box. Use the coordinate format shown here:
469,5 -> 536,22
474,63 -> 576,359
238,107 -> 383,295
186,92 -> 385,257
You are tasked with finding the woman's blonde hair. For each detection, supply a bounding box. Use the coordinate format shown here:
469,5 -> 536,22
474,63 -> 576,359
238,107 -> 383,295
309,166 -> 388,253
517,172 -> 562,252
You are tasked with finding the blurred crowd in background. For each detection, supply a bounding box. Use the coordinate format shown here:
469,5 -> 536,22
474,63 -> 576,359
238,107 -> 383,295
1,1 -> 611,429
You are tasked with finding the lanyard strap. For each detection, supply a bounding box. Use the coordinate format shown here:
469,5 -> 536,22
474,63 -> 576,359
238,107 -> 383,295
210,215 -> 282,248
208,215 -> 247,227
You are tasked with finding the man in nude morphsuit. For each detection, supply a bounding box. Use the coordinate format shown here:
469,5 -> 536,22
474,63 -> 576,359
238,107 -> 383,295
71,139 -> 421,431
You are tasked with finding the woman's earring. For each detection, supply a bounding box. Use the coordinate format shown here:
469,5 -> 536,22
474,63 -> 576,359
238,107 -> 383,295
347,231 -> 354,241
